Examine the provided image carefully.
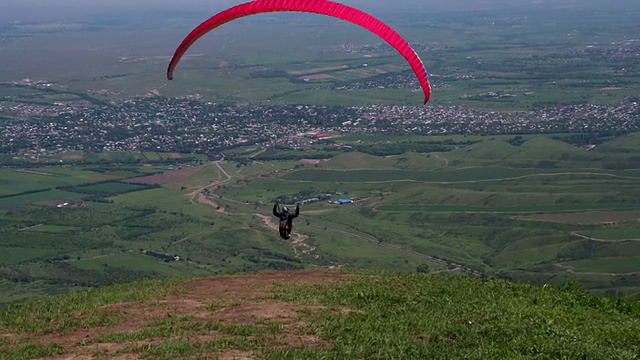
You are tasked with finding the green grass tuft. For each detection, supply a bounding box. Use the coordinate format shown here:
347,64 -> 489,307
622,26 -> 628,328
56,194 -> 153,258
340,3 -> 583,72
1,270 -> 639,359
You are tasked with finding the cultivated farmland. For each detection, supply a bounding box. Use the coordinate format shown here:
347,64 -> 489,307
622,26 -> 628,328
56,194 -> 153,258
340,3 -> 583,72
2,133 -> 640,305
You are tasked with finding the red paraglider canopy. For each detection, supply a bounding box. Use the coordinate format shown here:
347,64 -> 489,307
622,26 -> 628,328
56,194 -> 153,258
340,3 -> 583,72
167,0 -> 431,104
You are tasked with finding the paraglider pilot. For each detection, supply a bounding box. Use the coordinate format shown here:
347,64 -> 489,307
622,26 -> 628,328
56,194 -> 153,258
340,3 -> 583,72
273,202 -> 299,240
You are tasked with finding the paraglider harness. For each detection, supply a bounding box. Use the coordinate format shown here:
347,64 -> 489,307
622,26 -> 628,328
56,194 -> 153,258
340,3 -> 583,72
273,203 -> 299,240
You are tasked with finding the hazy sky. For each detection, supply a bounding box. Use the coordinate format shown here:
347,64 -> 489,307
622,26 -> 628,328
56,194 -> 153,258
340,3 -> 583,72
1,0 -> 637,83
2,0 -> 639,25
4,0 -> 638,23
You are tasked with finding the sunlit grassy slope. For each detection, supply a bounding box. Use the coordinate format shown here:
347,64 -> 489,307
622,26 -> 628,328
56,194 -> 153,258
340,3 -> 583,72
1,269 -> 639,359
3,133 -> 640,309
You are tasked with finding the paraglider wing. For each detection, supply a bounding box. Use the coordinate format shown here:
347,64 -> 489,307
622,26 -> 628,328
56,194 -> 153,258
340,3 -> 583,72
167,0 -> 431,104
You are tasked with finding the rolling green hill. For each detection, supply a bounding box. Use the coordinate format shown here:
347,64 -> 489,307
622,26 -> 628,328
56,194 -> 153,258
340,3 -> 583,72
322,152 -> 397,170
445,136 -> 601,168
2,132 -> 640,307
1,269 -> 639,359
595,132 -> 640,154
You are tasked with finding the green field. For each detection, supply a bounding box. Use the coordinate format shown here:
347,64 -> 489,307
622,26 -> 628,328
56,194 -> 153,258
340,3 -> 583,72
579,227 -> 640,241
283,167 -> 640,183
0,247 -> 57,265
0,169 -> 113,196
72,181 -> 151,195
0,189 -> 87,209
213,133 -> 640,299
379,204 -> 640,213
72,252 -> 195,278
0,142 -> 639,305
562,257 -> 640,274
2,1 -> 640,304
1,4 -> 639,108
19,224 -> 78,233
2,7 -> 640,355
517,210 -> 640,225
0,164 -> 165,198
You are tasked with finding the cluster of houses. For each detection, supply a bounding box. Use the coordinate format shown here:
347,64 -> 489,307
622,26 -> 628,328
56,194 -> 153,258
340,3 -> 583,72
283,192 -> 368,206
4,92 -> 639,158
328,197 -> 368,205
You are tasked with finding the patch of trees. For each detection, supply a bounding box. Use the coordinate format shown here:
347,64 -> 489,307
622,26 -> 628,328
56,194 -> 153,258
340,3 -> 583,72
0,267 -> 34,283
246,250 -> 301,264
1,261 -> 161,290
274,189 -> 337,205
264,261 -> 304,271
17,206 -> 160,230
143,250 -> 177,262
248,149 -> 341,162
249,69 -> 290,79
51,262 -> 161,287
553,132 -> 623,147
354,139 -> 478,156
507,135 -> 526,146
242,261 -> 304,272
0,188 -> 52,199
556,241 -> 604,262
85,166 -> 161,175
80,195 -> 114,203
57,181 -> 160,200
602,161 -> 640,170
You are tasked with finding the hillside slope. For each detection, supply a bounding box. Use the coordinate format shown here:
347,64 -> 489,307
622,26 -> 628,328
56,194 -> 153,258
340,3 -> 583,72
1,269 -> 639,359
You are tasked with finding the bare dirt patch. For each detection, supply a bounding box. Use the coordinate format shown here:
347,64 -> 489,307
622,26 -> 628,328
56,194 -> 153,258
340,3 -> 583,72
219,350 -> 258,360
254,214 -> 315,258
212,301 -> 324,325
198,192 -> 225,212
20,270 -> 352,359
179,269 -> 346,299
299,159 -> 328,165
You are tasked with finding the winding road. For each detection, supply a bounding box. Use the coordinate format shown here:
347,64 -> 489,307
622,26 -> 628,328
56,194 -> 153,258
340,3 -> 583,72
186,158 -> 487,278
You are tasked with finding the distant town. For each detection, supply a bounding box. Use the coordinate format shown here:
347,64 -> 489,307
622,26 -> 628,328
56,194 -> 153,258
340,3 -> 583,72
1,93 -> 638,156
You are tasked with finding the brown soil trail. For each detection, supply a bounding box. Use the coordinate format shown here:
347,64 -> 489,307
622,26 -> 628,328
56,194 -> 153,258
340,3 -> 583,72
254,214 -> 316,259
18,269 -> 351,360
572,231 -> 640,243
555,262 -> 640,276
188,159 -> 232,208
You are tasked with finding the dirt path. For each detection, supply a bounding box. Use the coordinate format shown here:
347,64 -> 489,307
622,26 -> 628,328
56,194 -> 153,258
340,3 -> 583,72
249,148 -> 266,158
188,159 -> 232,209
187,164 -> 316,260
555,262 -> 640,276
254,214 -> 316,259
17,223 -> 43,231
168,231 -> 212,247
291,234 -> 316,259
572,231 -> 640,243
186,161 -> 480,276
433,153 -> 449,166
359,171 -> 640,185
13,269 -> 350,360
197,192 -> 225,212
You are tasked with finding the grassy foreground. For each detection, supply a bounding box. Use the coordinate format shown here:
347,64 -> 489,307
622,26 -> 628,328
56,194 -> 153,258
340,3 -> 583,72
1,269 -> 639,359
